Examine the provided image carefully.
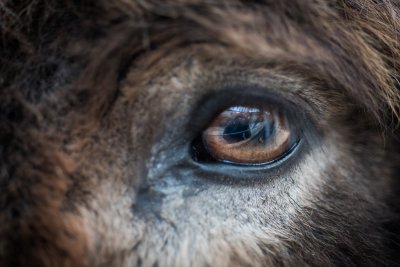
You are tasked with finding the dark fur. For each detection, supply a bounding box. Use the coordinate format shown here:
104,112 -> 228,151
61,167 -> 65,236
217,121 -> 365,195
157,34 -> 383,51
1,1 -> 400,266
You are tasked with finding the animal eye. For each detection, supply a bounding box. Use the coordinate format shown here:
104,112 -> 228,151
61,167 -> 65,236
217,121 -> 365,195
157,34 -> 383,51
192,106 -> 299,165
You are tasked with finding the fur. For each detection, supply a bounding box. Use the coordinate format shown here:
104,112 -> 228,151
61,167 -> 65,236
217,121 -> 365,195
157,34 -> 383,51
1,1 -> 400,266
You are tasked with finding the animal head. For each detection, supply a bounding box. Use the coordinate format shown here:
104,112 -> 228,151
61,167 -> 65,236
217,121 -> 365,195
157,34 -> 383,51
1,1 -> 399,266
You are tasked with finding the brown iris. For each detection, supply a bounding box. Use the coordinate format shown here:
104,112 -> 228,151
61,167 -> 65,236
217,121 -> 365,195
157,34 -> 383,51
201,106 -> 295,165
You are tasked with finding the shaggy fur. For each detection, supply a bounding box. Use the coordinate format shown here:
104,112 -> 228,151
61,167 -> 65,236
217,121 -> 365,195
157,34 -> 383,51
1,0 -> 400,266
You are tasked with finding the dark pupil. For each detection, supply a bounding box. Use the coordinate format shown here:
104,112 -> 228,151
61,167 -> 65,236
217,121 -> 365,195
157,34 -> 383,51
223,116 -> 251,143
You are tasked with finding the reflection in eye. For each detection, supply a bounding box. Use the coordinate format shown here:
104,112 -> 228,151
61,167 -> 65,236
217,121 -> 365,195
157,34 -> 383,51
198,106 -> 298,165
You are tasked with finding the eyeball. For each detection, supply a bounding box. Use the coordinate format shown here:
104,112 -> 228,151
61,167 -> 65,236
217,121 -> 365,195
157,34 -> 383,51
196,106 -> 298,165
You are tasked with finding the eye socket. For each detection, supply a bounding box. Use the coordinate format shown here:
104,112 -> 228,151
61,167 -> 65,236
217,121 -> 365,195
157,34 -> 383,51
192,106 -> 299,166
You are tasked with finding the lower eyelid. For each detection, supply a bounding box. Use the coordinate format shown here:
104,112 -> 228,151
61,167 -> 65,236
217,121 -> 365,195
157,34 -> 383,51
189,139 -> 304,184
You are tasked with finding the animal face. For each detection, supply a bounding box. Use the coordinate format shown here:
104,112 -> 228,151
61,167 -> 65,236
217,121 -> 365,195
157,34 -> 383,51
1,1 -> 399,266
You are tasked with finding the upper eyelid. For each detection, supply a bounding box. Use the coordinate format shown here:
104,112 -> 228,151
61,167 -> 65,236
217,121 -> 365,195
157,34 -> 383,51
187,84 -> 315,136
189,63 -> 324,112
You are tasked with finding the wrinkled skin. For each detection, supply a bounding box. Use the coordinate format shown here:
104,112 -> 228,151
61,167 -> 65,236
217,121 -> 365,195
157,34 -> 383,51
1,1 -> 400,267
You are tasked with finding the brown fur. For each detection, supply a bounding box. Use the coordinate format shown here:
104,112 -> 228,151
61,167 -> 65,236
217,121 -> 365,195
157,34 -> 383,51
1,1 -> 400,266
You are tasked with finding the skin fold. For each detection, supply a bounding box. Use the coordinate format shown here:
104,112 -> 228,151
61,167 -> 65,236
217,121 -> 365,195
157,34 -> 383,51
1,1 -> 400,266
